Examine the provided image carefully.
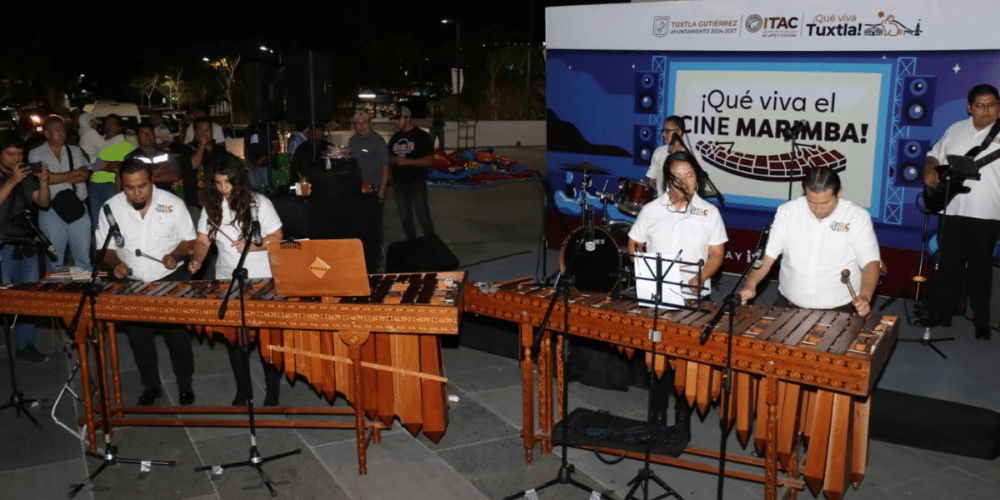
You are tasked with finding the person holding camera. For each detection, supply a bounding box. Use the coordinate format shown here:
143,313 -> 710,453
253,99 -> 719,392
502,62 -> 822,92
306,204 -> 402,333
0,132 -> 51,362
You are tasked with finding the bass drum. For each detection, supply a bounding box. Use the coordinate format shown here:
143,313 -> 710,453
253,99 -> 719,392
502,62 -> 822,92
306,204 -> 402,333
560,221 -> 633,293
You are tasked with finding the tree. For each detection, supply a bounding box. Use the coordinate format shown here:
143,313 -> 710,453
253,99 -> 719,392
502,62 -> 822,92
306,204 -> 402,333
207,55 -> 240,124
158,67 -> 184,109
129,73 -> 159,107
483,47 -> 528,120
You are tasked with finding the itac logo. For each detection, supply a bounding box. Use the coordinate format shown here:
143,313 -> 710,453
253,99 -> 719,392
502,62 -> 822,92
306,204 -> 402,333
653,16 -> 670,37
745,14 -> 763,33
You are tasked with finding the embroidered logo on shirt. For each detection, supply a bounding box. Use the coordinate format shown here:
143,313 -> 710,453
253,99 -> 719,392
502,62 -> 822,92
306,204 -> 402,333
155,204 -> 173,213
830,221 -> 850,232
689,207 -> 709,216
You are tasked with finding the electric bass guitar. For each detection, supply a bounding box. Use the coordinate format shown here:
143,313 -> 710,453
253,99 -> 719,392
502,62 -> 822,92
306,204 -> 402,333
922,148 -> 1000,212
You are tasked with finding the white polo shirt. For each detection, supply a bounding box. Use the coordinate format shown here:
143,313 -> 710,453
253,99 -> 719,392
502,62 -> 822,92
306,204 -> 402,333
628,192 -> 728,294
198,193 -> 282,280
927,117 -> 1000,220
96,189 -> 196,282
766,196 -> 881,309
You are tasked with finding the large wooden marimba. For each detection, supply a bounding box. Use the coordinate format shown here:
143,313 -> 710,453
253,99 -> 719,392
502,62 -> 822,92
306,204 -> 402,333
464,277 -> 898,500
0,272 -> 464,474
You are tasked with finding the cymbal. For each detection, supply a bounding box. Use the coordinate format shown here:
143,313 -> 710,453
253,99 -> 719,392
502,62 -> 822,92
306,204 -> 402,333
559,160 -> 611,175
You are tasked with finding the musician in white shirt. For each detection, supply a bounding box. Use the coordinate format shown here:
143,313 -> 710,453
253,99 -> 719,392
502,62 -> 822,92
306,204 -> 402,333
921,84 -> 1000,339
739,167 -> 881,316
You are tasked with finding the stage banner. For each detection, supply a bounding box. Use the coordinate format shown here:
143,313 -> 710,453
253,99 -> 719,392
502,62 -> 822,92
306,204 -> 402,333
545,0 -> 1000,294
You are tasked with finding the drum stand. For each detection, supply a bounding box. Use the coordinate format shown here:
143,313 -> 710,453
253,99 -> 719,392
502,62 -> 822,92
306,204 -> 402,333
69,229 -> 176,498
503,235 -> 613,500
196,233 -> 301,497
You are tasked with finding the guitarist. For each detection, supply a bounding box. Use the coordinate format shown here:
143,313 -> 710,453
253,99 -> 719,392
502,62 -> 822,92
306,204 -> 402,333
922,84 -> 1000,340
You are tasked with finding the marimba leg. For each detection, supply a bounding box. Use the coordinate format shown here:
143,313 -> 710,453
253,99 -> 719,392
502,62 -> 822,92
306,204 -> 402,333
519,322 -> 535,465
76,321 -> 98,453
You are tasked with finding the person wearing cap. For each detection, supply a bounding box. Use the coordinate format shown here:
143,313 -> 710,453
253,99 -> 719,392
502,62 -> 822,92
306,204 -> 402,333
387,106 -> 435,240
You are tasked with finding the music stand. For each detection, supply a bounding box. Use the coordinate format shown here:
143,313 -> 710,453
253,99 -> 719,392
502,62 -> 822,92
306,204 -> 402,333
626,250 -> 707,500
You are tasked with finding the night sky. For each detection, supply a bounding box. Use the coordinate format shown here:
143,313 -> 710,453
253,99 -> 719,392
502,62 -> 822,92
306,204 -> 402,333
2,1 -> 626,103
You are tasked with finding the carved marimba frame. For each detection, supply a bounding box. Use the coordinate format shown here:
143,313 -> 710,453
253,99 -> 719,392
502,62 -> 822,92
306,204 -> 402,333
0,272 -> 464,475
465,278 -> 899,500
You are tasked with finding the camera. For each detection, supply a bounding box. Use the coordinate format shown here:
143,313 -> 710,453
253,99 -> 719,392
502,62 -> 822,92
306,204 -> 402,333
26,162 -> 43,174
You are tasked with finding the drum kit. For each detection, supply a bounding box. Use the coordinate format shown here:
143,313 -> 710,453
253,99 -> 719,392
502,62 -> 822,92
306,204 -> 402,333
557,161 -> 658,295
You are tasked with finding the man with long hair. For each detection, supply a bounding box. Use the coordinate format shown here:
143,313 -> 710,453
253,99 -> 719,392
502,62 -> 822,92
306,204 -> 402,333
189,154 -> 283,405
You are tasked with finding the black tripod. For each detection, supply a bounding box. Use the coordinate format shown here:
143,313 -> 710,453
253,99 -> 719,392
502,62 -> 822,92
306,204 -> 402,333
195,221 -> 300,496
0,235 -> 53,425
1,314 -> 44,426
69,228 -> 175,498
898,187 -> 958,359
504,233 -> 613,500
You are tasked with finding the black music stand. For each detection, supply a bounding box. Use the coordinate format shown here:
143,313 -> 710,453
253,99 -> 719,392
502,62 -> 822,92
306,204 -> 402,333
503,234 -> 614,500
625,251 -> 703,500
69,223 -> 175,498
196,227 -> 301,497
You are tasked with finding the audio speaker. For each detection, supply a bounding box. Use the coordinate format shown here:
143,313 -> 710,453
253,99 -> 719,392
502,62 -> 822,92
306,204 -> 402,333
634,72 -> 659,115
633,124 -> 657,166
893,138 -> 930,187
282,51 -> 334,124
244,62 -> 282,122
386,234 -> 459,273
901,76 -> 937,127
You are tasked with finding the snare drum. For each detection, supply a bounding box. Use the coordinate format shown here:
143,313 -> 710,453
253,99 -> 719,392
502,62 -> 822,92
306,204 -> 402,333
617,178 -> 656,217
560,221 -> 633,293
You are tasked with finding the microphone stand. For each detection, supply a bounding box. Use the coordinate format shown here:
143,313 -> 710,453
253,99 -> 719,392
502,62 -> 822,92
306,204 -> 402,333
0,234 -> 53,425
22,208 -> 58,261
698,239 -> 765,500
69,225 -> 175,498
198,234 -> 300,496
535,175 -> 571,284
503,231 -> 613,500
677,134 -> 724,206
899,176 -> 957,359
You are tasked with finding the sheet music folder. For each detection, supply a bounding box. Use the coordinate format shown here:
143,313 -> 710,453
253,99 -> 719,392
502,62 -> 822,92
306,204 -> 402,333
267,238 -> 370,298
633,251 -> 704,310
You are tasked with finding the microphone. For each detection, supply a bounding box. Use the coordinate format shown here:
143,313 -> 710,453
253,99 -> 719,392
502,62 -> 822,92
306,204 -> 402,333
250,198 -> 263,246
783,120 -> 808,141
752,225 -> 771,269
22,209 -> 56,259
103,205 -> 125,247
